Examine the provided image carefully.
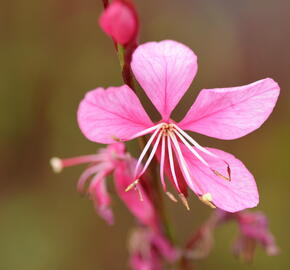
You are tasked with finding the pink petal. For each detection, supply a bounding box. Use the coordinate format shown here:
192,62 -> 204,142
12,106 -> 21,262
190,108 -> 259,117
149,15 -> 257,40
180,145 -> 259,212
99,1 -> 137,45
77,85 -> 153,144
131,40 -> 198,120
179,78 -> 280,139
114,159 -> 157,228
90,175 -> 114,225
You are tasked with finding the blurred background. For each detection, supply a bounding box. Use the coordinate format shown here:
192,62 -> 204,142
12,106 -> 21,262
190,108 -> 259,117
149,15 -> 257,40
1,0 -> 289,269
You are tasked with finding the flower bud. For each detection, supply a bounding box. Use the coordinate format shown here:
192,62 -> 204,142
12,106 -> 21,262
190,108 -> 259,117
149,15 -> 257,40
99,0 -> 138,45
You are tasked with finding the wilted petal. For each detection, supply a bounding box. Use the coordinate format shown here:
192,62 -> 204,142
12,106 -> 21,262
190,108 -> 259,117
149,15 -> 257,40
180,145 -> 259,212
179,78 -> 280,139
131,40 -> 198,120
77,85 -> 153,144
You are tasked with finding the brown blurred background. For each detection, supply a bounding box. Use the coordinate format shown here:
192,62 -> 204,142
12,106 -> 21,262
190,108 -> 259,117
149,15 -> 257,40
0,0 -> 289,269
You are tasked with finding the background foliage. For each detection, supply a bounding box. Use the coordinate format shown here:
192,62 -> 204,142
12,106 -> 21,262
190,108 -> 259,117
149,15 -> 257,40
0,0 -> 289,269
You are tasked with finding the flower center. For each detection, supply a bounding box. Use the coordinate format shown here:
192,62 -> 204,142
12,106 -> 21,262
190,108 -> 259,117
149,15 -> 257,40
126,122 -> 231,209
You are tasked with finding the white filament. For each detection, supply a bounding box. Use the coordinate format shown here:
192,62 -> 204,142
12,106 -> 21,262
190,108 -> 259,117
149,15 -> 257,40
137,131 -> 163,177
173,124 -> 219,158
167,134 -> 181,192
159,134 -> 167,191
134,125 -> 162,176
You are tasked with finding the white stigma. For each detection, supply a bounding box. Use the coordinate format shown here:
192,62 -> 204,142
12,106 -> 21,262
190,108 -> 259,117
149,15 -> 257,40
50,157 -> 63,173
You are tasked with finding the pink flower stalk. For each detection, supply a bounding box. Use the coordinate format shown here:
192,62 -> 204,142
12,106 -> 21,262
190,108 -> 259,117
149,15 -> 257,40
128,227 -> 179,270
50,143 -> 157,227
77,40 -> 280,212
99,0 -> 138,45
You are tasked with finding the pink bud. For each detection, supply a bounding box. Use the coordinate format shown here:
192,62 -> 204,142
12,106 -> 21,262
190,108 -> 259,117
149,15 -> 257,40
99,0 -> 138,45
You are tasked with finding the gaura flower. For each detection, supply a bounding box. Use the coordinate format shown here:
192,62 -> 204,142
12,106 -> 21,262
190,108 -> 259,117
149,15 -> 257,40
99,0 -> 138,45
77,40 -> 280,212
231,211 -> 279,261
50,143 -> 157,227
128,226 -> 179,270
185,209 -> 278,261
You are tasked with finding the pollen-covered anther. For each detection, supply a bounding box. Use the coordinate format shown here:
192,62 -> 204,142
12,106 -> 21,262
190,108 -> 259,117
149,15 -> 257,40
166,191 -> 178,203
199,193 -> 216,209
112,135 -> 122,142
50,157 -> 63,173
179,193 -> 190,211
125,179 -> 140,192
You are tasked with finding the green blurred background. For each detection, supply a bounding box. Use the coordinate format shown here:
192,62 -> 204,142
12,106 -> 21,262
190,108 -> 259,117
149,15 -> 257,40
1,0 -> 289,269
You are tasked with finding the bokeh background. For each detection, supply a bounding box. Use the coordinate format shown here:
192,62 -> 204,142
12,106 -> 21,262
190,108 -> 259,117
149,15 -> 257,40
1,0 -> 289,269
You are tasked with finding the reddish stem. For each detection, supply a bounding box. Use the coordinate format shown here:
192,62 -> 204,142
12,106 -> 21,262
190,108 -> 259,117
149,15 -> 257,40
102,0 -> 109,8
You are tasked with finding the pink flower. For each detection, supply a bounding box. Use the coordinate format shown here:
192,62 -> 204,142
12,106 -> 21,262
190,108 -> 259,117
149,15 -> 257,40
50,143 -> 157,227
99,0 -> 138,45
185,210 -> 278,261
232,211 -> 279,261
128,227 -> 179,270
77,40 -> 280,212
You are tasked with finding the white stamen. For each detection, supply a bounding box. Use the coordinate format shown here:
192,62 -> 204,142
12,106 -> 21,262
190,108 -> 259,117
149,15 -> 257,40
166,191 -> 178,202
173,129 -> 210,167
173,124 -> 219,158
137,131 -> 163,178
50,157 -> 63,173
169,133 -> 197,192
199,192 -> 216,209
160,134 -> 167,191
167,134 -> 181,193
128,123 -> 163,140
179,193 -> 190,211
134,126 -> 162,176
125,179 -> 139,192
173,125 -> 231,180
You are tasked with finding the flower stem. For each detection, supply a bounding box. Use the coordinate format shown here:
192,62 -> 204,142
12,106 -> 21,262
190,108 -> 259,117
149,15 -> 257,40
101,0 -> 109,8
100,1 -> 175,264
115,33 -> 173,244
